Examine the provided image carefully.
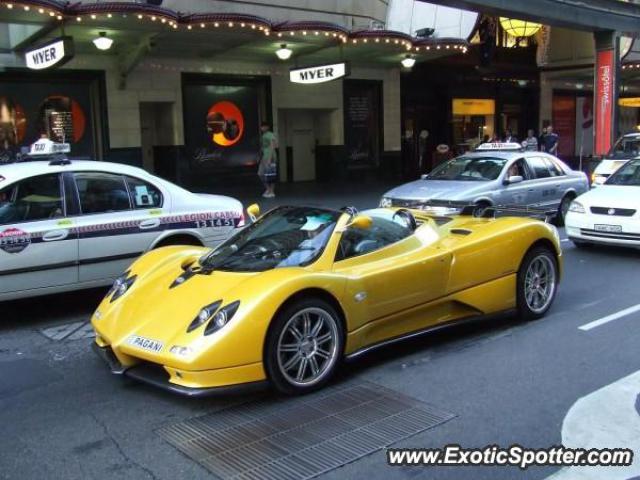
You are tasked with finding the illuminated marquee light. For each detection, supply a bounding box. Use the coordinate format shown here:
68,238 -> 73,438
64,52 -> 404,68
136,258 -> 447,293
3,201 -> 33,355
2,2 -> 469,55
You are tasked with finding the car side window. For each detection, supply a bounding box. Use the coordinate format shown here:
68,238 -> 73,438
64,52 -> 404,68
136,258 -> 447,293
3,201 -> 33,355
0,174 -> 64,225
337,216 -> 413,261
125,176 -> 162,209
506,158 -> 531,180
526,157 -> 552,179
74,172 -> 131,215
544,158 -> 565,177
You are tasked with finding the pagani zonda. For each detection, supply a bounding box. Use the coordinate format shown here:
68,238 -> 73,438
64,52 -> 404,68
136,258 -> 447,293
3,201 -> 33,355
92,204 -> 562,396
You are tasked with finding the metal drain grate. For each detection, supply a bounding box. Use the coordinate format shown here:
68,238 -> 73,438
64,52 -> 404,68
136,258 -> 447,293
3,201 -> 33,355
157,381 -> 455,480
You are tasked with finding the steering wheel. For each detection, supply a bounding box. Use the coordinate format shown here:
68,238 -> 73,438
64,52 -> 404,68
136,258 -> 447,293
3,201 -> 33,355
392,209 -> 417,230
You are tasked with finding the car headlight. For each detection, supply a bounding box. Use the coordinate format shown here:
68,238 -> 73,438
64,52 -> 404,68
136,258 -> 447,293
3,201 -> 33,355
379,197 -> 393,208
187,300 -> 221,333
109,271 -> 137,303
568,201 -> 585,214
169,345 -> 193,357
204,301 -> 240,336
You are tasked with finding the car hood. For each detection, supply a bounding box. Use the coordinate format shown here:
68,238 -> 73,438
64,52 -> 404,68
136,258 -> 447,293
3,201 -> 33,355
578,185 -> 640,209
383,179 -> 492,201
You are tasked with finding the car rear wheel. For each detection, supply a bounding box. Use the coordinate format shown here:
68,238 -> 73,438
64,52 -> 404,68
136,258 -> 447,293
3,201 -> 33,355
555,195 -> 574,226
517,246 -> 558,321
265,298 -> 343,395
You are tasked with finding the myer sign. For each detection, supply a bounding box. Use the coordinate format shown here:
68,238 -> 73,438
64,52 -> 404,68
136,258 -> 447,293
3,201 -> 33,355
290,62 -> 349,84
25,37 -> 74,70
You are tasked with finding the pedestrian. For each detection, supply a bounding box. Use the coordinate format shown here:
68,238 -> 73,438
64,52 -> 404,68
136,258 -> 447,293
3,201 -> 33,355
523,129 -> 538,151
543,125 -> 559,156
258,121 -> 278,198
504,128 -> 518,143
539,126 -> 548,151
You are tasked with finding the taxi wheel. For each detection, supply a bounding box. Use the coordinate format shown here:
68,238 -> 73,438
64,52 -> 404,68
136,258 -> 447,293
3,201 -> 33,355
154,235 -> 202,248
265,298 -> 344,395
555,195 -> 574,226
516,246 -> 558,321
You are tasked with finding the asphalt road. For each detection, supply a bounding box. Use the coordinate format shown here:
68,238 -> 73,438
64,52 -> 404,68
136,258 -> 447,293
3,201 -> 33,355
1,214 -> 639,479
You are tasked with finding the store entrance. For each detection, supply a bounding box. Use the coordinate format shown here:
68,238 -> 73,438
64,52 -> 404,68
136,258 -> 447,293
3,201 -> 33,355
139,102 -> 175,174
279,109 -> 332,183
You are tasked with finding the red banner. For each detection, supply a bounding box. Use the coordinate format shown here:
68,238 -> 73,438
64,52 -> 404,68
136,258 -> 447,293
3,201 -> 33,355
594,49 -> 615,156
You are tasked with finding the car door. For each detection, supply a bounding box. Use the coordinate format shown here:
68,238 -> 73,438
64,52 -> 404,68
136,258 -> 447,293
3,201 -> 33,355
333,214 -> 452,346
0,173 -> 78,296
72,171 -> 164,283
499,158 -> 536,206
525,156 -> 558,207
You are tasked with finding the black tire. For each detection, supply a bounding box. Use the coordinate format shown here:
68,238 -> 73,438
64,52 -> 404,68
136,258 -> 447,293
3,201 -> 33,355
474,201 -> 492,217
265,297 -> 344,395
555,195 -> 574,227
516,246 -> 558,321
154,235 -> 202,248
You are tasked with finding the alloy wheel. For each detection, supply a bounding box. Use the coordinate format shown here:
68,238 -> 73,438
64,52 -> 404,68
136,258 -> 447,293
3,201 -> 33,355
276,307 -> 339,387
524,254 -> 556,314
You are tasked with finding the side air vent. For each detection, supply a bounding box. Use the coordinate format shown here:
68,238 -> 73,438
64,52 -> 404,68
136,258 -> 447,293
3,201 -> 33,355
450,228 -> 472,236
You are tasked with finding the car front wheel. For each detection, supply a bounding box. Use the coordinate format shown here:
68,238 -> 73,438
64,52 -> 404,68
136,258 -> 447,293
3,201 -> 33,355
265,298 -> 343,395
517,246 -> 558,321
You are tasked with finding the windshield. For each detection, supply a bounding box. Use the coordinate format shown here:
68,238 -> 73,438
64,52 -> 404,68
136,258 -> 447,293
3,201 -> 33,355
608,137 -> 640,159
427,156 -> 507,181
201,206 -> 342,272
605,159 -> 640,186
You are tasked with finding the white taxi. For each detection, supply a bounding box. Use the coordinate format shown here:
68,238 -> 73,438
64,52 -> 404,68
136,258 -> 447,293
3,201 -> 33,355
0,141 -> 244,301
566,158 -> 640,247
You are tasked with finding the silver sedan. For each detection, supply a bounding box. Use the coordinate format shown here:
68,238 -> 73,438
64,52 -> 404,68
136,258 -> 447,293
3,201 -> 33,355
380,144 -> 589,224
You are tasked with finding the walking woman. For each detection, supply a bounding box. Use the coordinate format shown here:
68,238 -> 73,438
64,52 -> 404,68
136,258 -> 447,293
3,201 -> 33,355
258,121 -> 278,198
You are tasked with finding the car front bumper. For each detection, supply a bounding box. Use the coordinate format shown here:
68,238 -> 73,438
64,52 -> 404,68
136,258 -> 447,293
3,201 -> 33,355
565,212 -> 640,246
92,343 -> 267,397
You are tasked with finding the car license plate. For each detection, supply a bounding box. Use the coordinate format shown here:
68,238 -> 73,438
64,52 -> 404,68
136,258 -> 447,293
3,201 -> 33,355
594,224 -> 622,233
127,335 -> 163,353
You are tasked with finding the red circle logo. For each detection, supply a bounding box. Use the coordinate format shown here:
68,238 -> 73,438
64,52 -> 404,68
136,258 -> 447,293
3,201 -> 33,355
206,101 -> 244,147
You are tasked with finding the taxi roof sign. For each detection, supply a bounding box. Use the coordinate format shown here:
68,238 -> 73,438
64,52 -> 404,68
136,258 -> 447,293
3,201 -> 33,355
476,142 -> 523,151
29,138 -> 71,156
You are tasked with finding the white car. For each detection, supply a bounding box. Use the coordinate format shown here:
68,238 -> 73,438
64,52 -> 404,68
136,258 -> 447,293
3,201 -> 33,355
0,149 -> 244,301
591,132 -> 640,187
566,158 -> 640,247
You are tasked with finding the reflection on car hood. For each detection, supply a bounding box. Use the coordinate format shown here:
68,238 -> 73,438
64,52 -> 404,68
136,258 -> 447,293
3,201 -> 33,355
383,179 -> 493,201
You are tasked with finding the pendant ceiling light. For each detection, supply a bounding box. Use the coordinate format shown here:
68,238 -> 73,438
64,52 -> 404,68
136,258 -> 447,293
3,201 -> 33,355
401,55 -> 416,69
93,32 -> 113,50
275,44 -> 292,60
499,18 -> 542,38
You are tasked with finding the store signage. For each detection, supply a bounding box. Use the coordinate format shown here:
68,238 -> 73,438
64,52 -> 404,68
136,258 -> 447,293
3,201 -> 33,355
25,37 -> 74,70
594,49 -> 616,156
619,97 -> 640,108
290,62 -> 349,84
452,99 -> 495,116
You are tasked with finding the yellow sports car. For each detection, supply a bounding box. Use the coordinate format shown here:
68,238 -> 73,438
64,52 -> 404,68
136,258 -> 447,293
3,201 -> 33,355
91,204 -> 562,396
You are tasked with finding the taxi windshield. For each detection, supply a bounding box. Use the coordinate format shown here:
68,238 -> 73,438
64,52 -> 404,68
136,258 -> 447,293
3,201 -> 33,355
608,137 -> 640,159
201,206 -> 341,272
427,156 -> 507,181
606,159 -> 640,186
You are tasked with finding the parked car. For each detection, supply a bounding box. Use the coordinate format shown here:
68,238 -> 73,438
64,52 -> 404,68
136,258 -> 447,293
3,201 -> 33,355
591,132 -> 640,187
92,203 -> 561,396
380,143 -> 589,225
566,158 -> 640,247
0,142 -> 244,301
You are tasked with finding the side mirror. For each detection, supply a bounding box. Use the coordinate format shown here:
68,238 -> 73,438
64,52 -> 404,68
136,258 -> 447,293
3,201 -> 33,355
246,203 -> 261,222
505,175 -> 523,185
